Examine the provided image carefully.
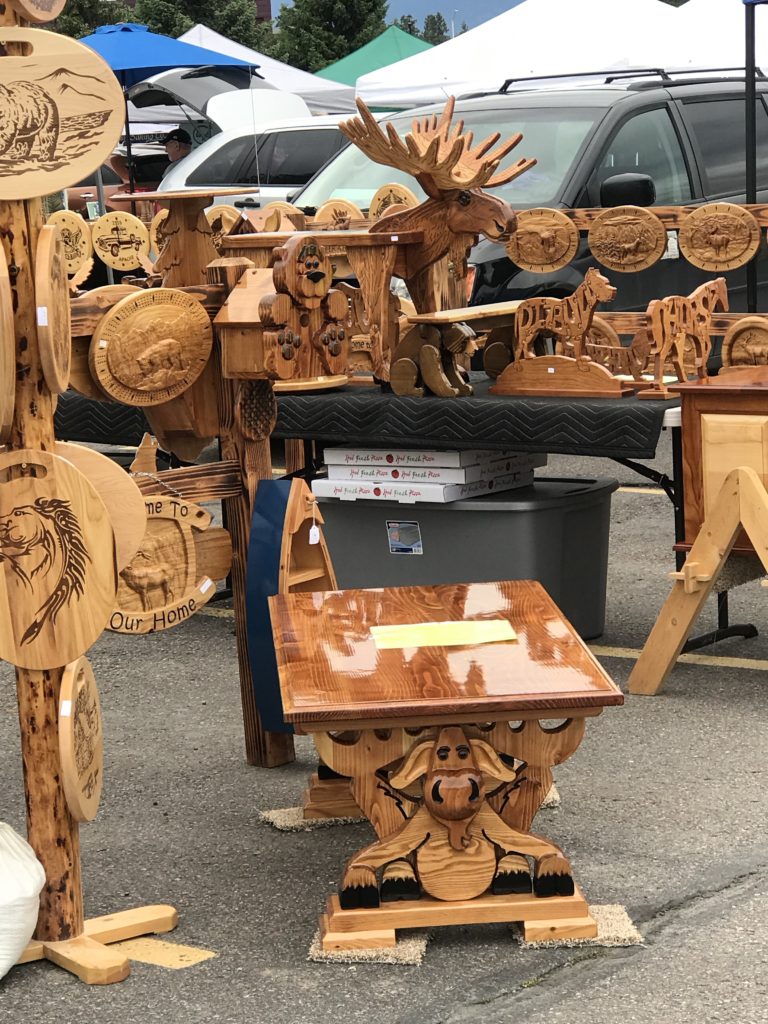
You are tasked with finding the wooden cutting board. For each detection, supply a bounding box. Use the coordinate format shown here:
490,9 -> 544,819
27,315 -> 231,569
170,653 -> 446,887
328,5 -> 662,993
0,28 -> 124,201
54,442 -> 147,571
59,656 -> 103,823
35,224 -> 72,394
0,246 -> 15,442
0,449 -> 118,669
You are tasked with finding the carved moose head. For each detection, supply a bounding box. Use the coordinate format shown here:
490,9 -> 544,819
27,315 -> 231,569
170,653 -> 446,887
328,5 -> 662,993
390,726 -> 522,850
340,98 -> 536,309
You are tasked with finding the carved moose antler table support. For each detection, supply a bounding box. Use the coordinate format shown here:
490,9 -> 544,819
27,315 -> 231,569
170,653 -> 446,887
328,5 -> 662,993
270,581 -> 623,950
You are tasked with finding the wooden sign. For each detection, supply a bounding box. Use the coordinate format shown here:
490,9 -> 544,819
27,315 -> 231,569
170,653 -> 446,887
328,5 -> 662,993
506,208 -> 579,273
0,247 -> 14,442
89,289 -> 213,406
721,315 -> 768,367
0,449 -> 118,670
47,210 -> 92,275
109,497 -> 218,635
588,206 -> 667,272
679,203 -> 761,271
54,442 -> 147,571
59,656 -> 103,822
8,0 -> 66,23
35,224 -> 71,394
92,212 -> 150,271
0,28 -> 124,201
369,183 -> 418,220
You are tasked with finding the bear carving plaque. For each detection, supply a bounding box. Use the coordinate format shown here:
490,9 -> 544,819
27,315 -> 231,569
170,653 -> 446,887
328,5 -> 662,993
0,29 -> 124,201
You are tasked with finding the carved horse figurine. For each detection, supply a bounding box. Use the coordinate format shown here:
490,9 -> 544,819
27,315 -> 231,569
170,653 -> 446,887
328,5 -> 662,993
340,97 -> 536,315
339,726 -> 574,909
646,276 -> 728,389
514,267 -> 617,362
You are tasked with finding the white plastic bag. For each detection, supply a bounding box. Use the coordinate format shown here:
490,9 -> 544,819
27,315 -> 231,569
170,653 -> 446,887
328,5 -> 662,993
0,822 -> 45,980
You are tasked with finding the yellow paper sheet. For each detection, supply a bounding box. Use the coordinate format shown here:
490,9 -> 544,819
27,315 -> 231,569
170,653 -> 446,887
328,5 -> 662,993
370,619 -> 517,650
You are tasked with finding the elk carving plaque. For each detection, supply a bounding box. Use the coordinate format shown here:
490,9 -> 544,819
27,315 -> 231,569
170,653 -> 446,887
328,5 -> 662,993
506,207 -> 579,273
678,203 -> 761,272
588,206 -> 667,272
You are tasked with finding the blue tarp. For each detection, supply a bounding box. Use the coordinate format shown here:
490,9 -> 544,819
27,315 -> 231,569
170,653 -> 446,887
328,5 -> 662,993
80,23 -> 252,88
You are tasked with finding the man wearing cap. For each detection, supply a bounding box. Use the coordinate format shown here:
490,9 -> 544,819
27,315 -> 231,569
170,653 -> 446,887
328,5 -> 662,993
161,128 -> 192,177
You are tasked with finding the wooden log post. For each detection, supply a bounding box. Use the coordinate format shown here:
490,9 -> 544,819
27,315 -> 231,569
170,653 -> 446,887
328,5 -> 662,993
207,257 -> 295,766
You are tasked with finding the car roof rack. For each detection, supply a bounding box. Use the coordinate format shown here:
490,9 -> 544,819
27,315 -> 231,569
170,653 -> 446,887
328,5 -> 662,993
499,69 -> 672,92
499,67 -> 767,93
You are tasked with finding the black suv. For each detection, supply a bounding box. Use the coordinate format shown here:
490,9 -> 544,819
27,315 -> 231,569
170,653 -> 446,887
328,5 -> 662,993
293,71 -> 768,361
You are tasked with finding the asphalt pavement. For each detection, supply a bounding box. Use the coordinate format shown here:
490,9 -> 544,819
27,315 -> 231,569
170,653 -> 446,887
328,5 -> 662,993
2,430 -> 768,1024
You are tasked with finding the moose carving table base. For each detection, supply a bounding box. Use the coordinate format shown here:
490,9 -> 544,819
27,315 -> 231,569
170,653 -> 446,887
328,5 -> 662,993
270,580 -> 623,951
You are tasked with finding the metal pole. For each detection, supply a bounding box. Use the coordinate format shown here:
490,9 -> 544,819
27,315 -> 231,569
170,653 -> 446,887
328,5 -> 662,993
95,166 -> 114,285
746,2 -> 758,312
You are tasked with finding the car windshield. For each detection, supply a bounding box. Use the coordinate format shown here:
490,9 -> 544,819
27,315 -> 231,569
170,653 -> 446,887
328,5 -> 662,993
296,105 -> 600,209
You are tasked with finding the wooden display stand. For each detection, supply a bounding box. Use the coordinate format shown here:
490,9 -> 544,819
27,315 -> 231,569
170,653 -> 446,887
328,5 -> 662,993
270,580 -> 622,949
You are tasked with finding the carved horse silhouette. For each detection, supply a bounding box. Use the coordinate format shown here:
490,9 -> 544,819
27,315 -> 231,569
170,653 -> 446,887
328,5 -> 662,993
514,267 -> 617,361
647,277 -> 728,383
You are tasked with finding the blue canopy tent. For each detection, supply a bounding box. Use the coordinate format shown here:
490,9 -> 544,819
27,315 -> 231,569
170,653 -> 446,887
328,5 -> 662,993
80,23 -> 253,191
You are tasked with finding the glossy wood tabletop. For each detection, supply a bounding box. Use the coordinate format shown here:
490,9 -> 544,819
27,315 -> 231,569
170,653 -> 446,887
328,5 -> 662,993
269,581 -> 623,727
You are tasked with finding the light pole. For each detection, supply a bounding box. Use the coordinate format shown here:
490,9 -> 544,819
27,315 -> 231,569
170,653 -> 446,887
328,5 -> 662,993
451,9 -> 459,38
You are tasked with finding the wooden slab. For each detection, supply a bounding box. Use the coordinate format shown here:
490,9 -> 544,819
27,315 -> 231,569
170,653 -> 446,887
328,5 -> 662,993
407,300 -> 522,329
0,246 -> 15,441
269,580 -> 623,727
54,442 -> 147,571
35,224 -> 71,394
0,28 -> 124,200
0,448 -> 118,670
59,656 -> 103,822
489,355 -> 637,398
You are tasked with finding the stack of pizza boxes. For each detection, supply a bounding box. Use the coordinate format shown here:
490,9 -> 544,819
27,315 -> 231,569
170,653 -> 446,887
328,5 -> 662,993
311,448 -> 546,504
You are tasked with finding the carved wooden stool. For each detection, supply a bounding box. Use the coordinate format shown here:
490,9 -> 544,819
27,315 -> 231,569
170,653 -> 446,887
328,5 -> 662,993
270,580 -> 623,950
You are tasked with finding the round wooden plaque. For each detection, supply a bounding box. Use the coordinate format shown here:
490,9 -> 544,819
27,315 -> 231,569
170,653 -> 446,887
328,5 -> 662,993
89,289 -> 213,406
0,29 -> 124,201
92,212 -> 151,271
55,441 -> 147,571
0,247 -> 15,442
8,0 -> 66,23
47,210 -> 92,275
206,204 -> 240,253
721,315 -> 768,367
59,656 -> 103,823
506,208 -> 580,273
314,199 -> 364,227
369,183 -> 418,220
0,448 -> 118,670
149,208 -> 170,255
35,224 -> 71,394
588,206 -> 667,273
679,203 -> 761,272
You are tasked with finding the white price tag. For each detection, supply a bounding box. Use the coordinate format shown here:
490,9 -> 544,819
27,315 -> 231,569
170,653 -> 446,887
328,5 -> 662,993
60,700 -> 72,718
309,525 -> 320,545
99,339 -> 108,349
200,577 -> 214,593
36,306 -> 49,327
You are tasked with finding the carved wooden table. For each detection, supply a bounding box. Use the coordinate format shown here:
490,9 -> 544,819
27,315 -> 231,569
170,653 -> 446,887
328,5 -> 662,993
269,579 -> 623,950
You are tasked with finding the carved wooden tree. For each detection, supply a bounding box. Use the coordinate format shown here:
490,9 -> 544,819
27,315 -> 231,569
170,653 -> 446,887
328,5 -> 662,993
340,97 -> 535,313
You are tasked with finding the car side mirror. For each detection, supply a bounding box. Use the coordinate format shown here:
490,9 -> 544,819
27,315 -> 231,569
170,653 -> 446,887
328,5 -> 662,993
600,173 -> 656,208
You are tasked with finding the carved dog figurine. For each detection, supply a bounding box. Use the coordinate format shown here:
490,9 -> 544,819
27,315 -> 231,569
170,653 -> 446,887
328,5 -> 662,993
340,726 -> 574,908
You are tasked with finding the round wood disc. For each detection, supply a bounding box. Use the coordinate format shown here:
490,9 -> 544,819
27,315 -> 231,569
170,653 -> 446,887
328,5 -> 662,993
369,183 -> 418,220
8,0 -> 66,23
314,199 -> 364,227
35,224 -> 71,394
263,201 -> 303,217
0,29 -> 125,201
0,448 -> 118,670
149,208 -> 170,255
91,212 -> 150,271
588,206 -> 667,272
47,210 -> 92,275
721,315 -> 768,367
0,247 -> 15,441
506,208 -> 580,273
679,203 -> 761,271
206,204 -> 240,253
59,656 -> 103,822
89,289 -> 213,406
55,442 -> 147,571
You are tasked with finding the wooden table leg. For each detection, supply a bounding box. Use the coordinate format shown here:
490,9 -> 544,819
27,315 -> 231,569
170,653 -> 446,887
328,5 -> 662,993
155,196 -> 219,288
346,245 -> 397,380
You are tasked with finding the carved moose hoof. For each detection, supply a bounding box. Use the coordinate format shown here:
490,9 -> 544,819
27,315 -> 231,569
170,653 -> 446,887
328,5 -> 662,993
340,866 -> 380,909
533,853 -> 575,898
381,859 -> 421,902
492,853 -> 533,895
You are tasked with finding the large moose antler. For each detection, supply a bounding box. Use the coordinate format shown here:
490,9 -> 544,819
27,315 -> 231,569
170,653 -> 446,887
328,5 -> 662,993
340,96 -> 536,197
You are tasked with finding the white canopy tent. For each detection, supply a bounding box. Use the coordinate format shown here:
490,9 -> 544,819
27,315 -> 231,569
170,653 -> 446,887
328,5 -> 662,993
178,24 -> 356,113
356,0 -> 682,108
671,0 -> 768,70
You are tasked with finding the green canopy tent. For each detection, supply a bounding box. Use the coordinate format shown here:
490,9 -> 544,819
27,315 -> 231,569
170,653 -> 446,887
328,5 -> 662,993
315,25 -> 432,88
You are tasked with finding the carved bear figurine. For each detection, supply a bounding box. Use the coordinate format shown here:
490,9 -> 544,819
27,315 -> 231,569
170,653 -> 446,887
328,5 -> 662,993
258,234 -> 349,382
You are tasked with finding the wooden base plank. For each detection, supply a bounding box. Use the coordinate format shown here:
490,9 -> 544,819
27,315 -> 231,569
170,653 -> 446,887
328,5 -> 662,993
42,935 -> 130,985
302,774 -> 362,820
320,914 -> 397,952
522,914 -> 598,942
83,904 -> 179,944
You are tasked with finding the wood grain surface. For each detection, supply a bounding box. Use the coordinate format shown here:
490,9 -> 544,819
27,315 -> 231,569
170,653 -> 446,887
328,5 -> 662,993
0,245 -> 15,440
35,224 -> 71,394
270,580 -> 623,725
58,656 -> 103,823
